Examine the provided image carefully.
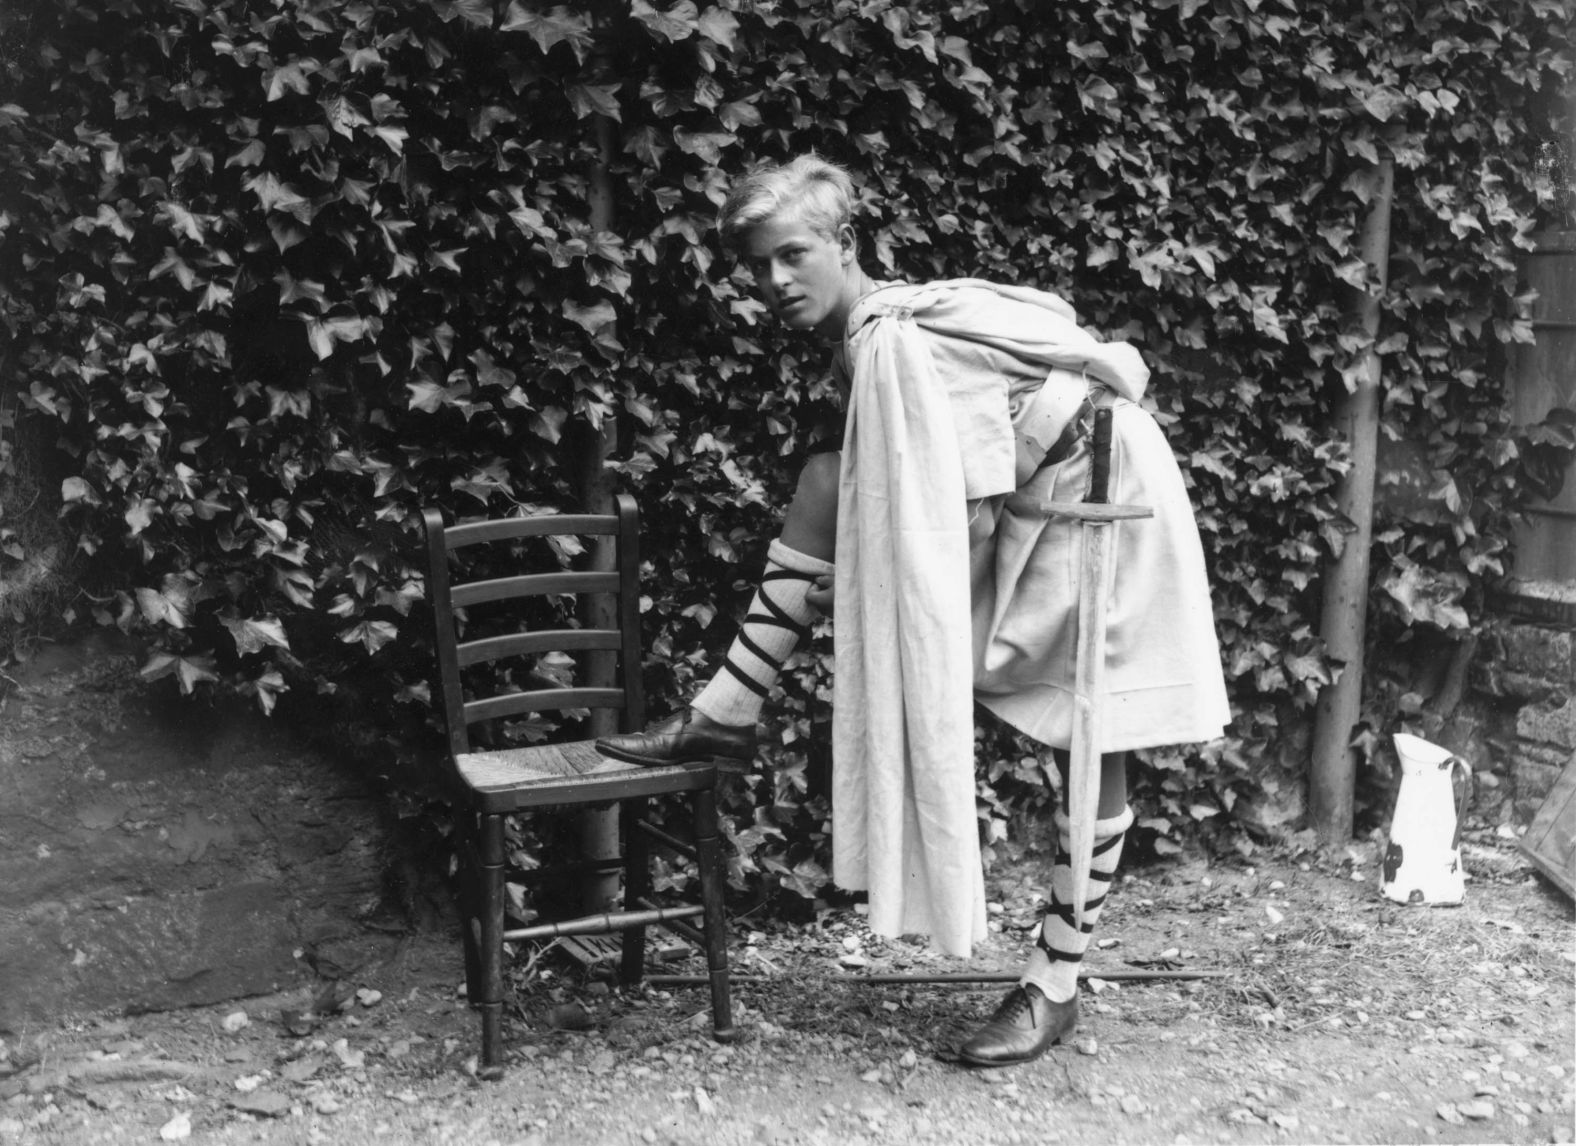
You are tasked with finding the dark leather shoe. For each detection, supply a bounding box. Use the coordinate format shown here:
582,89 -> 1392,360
958,983 -> 1078,1067
595,709 -> 757,767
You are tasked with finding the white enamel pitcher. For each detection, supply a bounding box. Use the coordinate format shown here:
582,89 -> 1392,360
1382,733 -> 1474,905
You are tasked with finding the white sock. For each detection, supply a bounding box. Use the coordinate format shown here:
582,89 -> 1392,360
691,540 -> 833,728
1020,805 -> 1135,1004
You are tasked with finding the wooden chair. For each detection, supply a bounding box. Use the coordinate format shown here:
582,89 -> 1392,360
422,496 -> 735,1074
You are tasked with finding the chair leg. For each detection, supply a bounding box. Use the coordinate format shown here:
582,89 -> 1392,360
457,811 -> 483,1006
476,811 -> 507,1074
691,786 -> 735,1042
620,798 -> 651,986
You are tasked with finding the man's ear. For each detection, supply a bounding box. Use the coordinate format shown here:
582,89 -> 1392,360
837,223 -> 858,265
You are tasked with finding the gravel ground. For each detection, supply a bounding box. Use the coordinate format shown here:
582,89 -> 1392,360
3,830 -> 1571,1146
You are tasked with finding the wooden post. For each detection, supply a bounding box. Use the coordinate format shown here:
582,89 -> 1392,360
1310,157 -> 1395,843
575,98 -> 623,913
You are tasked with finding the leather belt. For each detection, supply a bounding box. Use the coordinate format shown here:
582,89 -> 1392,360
1013,378 -> 1110,486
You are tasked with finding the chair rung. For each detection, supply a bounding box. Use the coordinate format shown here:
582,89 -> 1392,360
636,818 -> 698,861
463,687 -> 625,724
634,896 -> 706,947
503,903 -> 704,942
458,628 -> 621,668
445,514 -> 620,549
453,570 -> 620,608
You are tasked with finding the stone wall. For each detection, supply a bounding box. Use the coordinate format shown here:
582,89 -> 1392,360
1474,581 -> 1576,826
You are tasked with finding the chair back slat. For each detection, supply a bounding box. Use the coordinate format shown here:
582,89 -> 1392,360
458,628 -> 621,669
452,570 -> 620,609
464,687 -> 627,724
445,514 -> 621,549
423,501 -> 646,760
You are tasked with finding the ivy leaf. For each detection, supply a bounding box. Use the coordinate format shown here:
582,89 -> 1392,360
304,316 -> 370,359
124,499 -> 159,537
61,476 -> 98,505
135,583 -> 194,629
632,0 -> 698,42
566,83 -> 621,121
264,63 -> 313,101
1359,86 -> 1411,123
244,670 -> 289,715
372,124 -> 408,153
563,299 -> 616,336
672,126 -> 735,163
141,652 -> 220,694
338,619 -> 399,655
695,6 -> 739,49
244,172 -> 312,216
500,3 -> 595,59
1383,564 -> 1470,631
221,613 -> 292,656
407,378 -> 474,413
158,201 -> 205,242
225,140 -> 267,168
439,0 -> 493,27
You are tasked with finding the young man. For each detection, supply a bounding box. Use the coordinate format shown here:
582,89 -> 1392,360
598,155 -> 1230,1066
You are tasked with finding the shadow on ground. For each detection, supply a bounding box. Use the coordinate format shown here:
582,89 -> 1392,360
0,633 -> 443,1032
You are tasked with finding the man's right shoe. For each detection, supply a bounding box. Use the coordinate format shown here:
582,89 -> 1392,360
595,708 -> 757,767
957,983 -> 1079,1067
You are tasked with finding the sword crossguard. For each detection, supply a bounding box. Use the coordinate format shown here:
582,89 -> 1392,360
1005,497 -> 1154,522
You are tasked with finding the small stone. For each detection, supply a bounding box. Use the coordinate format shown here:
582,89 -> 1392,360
221,1011 -> 250,1033
898,1049 -> 917,1070
355,989 -> 382,1008
232,1091 -> 291,1118
1458,1099 -> 1495,1120
1075,1038 -> 1098,1057
159,1112 -> 192,1141
1119,1094 -> 1146,1115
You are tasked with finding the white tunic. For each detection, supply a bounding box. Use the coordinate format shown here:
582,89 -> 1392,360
829,279 -> 1230,958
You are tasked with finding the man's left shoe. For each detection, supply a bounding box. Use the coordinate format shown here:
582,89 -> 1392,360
957,983 -> 1078,1067
595,708 -> 757,767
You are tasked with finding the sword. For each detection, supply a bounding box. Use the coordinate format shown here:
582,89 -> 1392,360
1015,405 -> 1153,928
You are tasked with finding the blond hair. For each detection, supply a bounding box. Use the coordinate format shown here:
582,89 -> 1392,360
717,154 -> 856,251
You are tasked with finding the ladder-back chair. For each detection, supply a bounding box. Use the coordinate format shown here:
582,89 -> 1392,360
422,496 -> 735,1074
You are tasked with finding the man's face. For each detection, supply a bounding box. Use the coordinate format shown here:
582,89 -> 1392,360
738,210 -> 856,338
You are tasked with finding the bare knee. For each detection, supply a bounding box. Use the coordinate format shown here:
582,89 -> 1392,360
780,451 -> 840,561
796,452 -> 841,511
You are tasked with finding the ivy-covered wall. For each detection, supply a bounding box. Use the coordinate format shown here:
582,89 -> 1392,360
1,0 -> 1571,888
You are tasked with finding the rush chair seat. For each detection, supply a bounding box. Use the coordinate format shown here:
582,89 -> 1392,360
422,496 -> 735,1076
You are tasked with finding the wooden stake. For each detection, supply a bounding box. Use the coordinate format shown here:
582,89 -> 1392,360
1311,157 -> 1395,843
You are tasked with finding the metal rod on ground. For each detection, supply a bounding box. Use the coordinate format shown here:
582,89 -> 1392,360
645,968 -> 1226,986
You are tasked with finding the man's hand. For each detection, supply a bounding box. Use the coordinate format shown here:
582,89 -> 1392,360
805,573 -> 835,615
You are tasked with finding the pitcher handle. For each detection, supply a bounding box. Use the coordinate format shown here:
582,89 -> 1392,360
1446,755 -> 1474,850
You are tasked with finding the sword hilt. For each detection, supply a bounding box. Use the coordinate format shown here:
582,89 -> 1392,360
1088,406 -> 1113,505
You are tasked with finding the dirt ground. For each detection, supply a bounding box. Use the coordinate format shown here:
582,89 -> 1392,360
2,835 -> 1572,1145
0,645 -> 1573,1146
